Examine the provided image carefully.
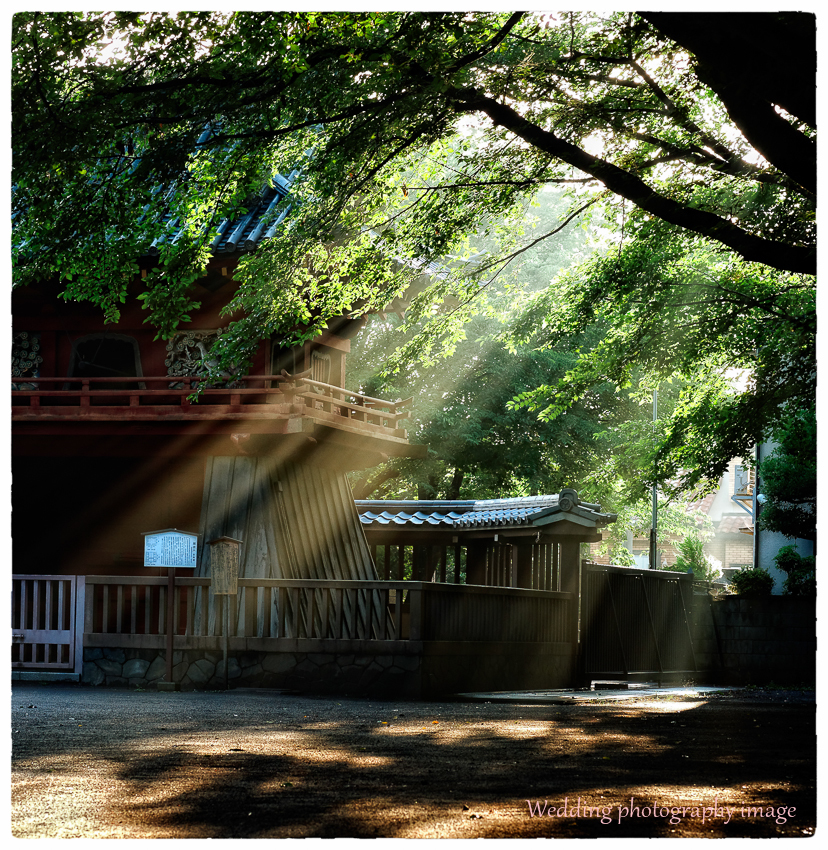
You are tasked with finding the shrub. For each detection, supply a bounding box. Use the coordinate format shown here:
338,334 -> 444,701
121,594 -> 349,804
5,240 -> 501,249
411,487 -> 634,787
672,535 -> 721,582
728,566 -> 775,596
610,545 -> 637,567
774,545 -> 816,596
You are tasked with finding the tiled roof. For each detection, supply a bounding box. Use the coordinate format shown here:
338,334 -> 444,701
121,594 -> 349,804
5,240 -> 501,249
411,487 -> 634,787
687,492 -> 716,514
356,492 -> 614,532
139,130 -> 454,306
148,169 -> 298,258
718,515 -> 752,534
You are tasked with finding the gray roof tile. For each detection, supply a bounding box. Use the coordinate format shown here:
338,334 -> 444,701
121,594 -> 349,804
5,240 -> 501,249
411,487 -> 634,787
355,493 -> 614,531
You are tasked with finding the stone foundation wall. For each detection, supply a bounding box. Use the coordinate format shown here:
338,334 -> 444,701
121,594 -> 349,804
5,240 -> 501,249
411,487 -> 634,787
82,639 -> 575,698
83,646 -> 423,697
691,595 -> 815,686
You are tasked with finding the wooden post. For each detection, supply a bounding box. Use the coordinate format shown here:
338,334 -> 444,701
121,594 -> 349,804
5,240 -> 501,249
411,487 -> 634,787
513,543 -> 534,589
209,536 -> 242,691
165,567 -> 175,685
559,540 -> 582,647
425,546 -> 436,582
409,585 -> 423,641
223,596 -> 230,689
73,575 -> 86,676
466,542 -> 487,586
412,545 -> 424,582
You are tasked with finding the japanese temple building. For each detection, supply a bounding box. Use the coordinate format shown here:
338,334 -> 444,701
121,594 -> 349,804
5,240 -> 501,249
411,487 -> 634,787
12,168 -> 424,583
13,167 -> 623,696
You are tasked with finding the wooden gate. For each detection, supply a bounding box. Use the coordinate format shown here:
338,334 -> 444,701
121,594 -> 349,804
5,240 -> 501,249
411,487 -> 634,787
12,575 -> 82,672
579,563 -> 697,685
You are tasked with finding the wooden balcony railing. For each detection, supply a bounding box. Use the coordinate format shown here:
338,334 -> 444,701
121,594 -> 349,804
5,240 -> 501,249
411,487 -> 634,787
81,576 -> 573,649
12,374 -> 413,439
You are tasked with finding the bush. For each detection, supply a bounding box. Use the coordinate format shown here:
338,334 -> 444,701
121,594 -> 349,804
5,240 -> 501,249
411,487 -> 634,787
774,545 -> 816,596
728,566 -> 775,596
610,545 -> 637,567
672,535 -> 721,582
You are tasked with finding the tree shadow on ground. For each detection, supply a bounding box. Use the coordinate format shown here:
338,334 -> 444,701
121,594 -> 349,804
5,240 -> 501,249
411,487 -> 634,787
12,687 -> 815,838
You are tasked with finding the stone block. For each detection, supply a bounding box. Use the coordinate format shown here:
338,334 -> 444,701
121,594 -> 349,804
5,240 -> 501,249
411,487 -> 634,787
96,658 -> 123,676
764,639 -> 793,655
338,665 -> 364,682
391,655 -> 420,672
145,656 -> 167,682
102,648 -> 126,664
187,658 -> 215,684
237,652 -> 260,668
83,662 -> 105,686
262,653 -> 297,674
314,663 -> 337,680
239,663 -> 264,680
228,657 -> 243,679
721,653 -> 742,670
85,648 -> 104,661
123,658 -> 150,679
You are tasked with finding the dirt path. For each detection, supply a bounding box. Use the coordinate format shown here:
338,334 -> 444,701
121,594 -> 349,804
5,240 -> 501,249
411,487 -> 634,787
12,683 -> 815,838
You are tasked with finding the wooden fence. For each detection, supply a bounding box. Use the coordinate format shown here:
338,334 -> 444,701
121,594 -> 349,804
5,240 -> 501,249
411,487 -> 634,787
81,576 -> 572,649
12,575 -> 83,671
368,541 -> 561,590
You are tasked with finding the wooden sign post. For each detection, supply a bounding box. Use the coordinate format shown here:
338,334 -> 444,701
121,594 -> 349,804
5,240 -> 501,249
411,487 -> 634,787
142,529 -> 199,692
208,537 -> 242,689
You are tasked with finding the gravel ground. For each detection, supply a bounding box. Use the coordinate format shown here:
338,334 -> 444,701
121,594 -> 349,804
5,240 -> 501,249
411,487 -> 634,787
11,682 -> 816,839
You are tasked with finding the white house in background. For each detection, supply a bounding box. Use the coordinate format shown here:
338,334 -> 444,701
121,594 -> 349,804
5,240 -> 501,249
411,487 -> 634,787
688,458 -> 755,583
695,453 -> 814,594
593,454 -> 812,595
599,459 -> 754,572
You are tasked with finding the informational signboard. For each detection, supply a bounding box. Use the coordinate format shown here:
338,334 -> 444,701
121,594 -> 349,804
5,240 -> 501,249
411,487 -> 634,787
142,529 -> 199,568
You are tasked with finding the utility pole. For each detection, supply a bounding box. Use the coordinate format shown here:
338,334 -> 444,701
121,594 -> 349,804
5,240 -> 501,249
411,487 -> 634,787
649,388 -> 658,570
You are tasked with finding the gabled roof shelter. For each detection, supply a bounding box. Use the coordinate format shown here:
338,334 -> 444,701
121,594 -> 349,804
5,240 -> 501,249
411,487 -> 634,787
357,489 -> 616,592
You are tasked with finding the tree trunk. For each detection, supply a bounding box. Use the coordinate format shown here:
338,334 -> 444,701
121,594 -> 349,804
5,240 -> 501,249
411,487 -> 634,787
352,467 -> 400,499
445,468 -> 464,501
418,474 -> 439,501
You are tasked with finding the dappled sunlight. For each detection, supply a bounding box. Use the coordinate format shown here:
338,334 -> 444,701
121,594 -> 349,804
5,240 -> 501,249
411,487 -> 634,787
587,700 -> 707,713
12,685 -> 815,838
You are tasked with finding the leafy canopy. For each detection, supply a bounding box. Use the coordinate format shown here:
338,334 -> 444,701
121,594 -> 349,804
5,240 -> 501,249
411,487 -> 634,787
14,11 -> 814,328
12,11 -> 816,497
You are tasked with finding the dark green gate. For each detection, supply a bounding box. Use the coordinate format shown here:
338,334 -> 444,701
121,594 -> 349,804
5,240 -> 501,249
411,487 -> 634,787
579,563 -> 697,685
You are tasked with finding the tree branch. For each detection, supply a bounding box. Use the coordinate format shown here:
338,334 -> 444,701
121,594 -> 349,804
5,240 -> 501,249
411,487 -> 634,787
446,85 -> 815,275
